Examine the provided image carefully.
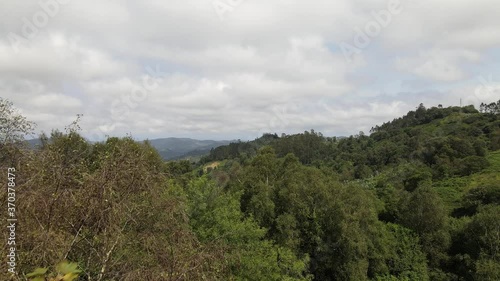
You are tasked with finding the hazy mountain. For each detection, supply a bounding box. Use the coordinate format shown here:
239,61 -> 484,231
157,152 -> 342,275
26,138 -> 42,148
147,137 -> 232,161
25,137 -> 231,161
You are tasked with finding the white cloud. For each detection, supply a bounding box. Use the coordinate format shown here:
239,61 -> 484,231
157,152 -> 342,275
30,93 -> 82,109
395,49 -> 482,82
0,0 -> 499,140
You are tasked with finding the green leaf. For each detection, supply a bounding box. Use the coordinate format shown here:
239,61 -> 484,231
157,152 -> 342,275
56,261 -> 81,275
63,273 -> 80,281
26,267 -> 48,277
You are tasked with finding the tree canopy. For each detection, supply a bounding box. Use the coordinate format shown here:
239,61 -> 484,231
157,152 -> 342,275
1,99 -> 499,280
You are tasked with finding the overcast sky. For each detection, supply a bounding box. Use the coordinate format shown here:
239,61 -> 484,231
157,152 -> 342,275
1,0 -> 499,141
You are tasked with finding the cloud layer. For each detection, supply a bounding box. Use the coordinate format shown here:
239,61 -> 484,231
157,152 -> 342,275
1,0 -> 499,140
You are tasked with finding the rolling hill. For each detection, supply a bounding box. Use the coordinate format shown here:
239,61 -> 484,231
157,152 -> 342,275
147,137 -> 232,160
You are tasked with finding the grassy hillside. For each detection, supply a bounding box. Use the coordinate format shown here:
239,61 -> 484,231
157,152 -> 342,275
434,150 -> 500,212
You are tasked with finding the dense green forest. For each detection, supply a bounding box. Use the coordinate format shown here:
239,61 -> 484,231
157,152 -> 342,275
1,98 -> 499,280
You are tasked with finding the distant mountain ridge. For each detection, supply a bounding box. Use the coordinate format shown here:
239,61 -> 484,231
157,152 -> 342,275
146,137 -> 232,161
26,137 -> 232,161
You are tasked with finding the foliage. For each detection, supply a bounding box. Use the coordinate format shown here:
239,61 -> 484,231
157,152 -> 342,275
26,261 -> 81,281
1,98 -> 499,280
0,97 -> 36,145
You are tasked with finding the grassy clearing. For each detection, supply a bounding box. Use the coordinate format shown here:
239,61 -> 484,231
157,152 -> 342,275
435,149 -> 500,212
